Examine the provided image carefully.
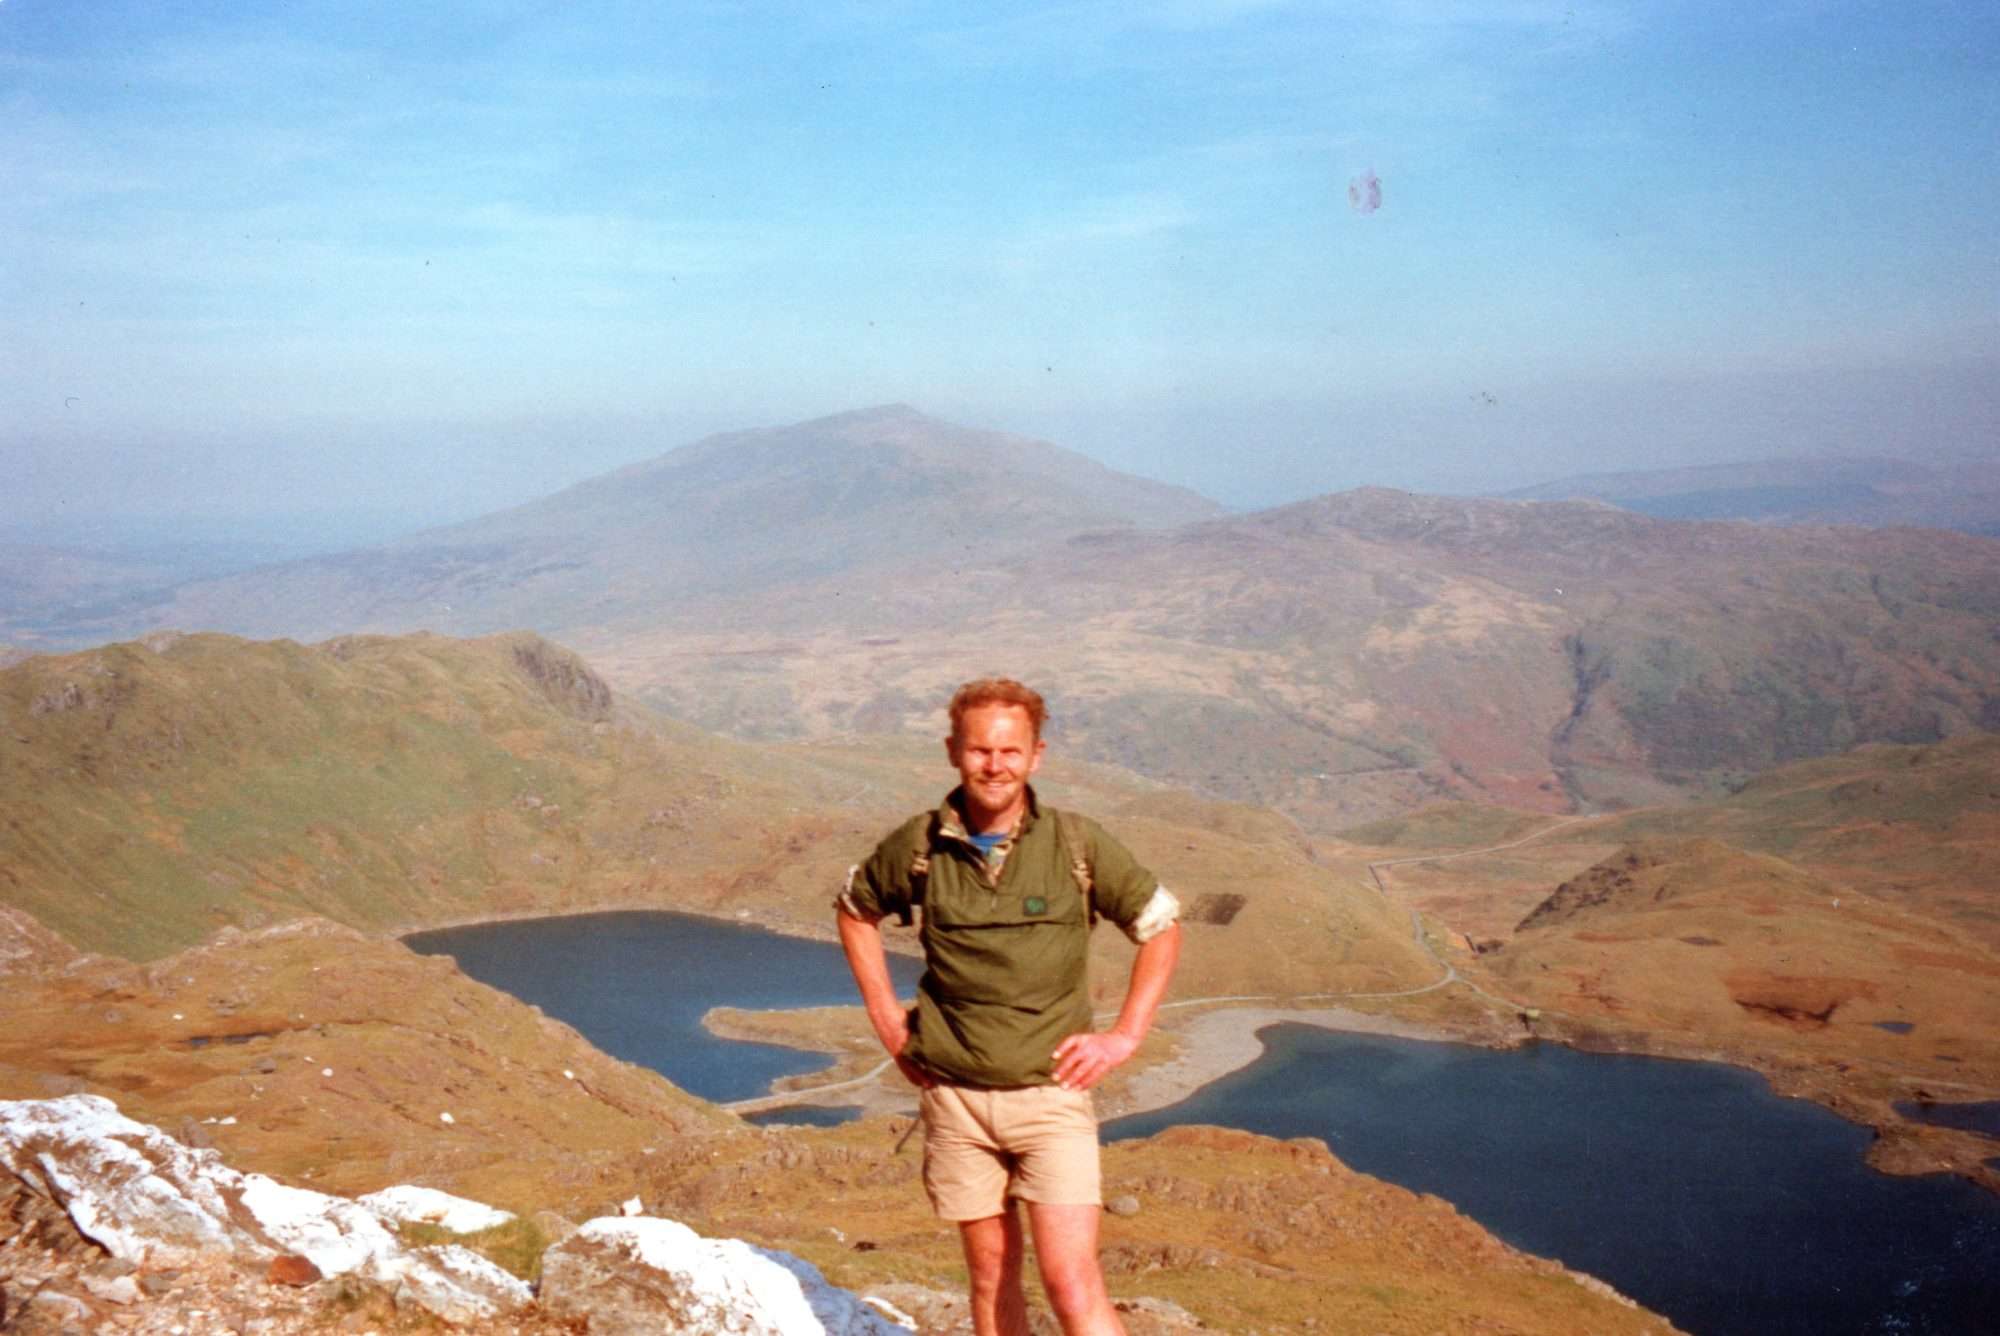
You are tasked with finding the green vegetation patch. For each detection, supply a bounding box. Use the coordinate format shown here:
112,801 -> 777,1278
396,1215 -> 551,1282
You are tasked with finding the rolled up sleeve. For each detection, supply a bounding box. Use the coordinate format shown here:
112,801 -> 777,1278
834,863 -> 884,923
1124,885 -> 1182,944
1085,819 -> 1180,943
835,835 -> 916,926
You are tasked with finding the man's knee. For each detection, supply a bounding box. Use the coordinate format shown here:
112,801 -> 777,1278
1039,1255 -> 1108,1314
1026,1202 -> 1112,1319
959,1210 -> 1025,1290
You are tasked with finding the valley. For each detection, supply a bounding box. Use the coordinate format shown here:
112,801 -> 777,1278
4,407 -> 1998,1332
14,408 -> 2000,830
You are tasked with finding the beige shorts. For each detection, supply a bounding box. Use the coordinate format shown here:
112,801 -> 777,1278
918,1084 -> 1101,1221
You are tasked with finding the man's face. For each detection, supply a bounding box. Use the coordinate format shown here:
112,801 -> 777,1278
946,703 -> 1046,830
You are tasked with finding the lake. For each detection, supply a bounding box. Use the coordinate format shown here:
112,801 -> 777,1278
1107,1025 -> 2000,1336
407,912 -> 2000,1336
405,910 -> 920,1104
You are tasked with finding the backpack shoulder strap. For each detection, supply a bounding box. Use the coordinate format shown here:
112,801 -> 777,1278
889,813 -> 937,928
1052,808 -> 1097,925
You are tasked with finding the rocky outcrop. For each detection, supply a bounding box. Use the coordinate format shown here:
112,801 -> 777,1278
505,632 -> 614,721
0,906 -> 79,979
1514,838 -> 1817,933
358,1183 -> 517,1234
539,1217 -> 908,1335
0,1094 -> 531,1323
2,1095 -> 919,1333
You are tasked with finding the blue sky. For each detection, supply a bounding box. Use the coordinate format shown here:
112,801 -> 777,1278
4,1 -> 1996,542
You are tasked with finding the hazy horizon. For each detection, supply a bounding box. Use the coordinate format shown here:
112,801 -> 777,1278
6,2 -> 1997,545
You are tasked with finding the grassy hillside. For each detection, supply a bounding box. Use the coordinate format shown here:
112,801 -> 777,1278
1346,734 -> 2000,948
1602,732 -> 2000,947
0,632 -> 1443,1016
0,630 -> 817,959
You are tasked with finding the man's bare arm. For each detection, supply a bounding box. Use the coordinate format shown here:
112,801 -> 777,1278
1050,922 -> 1182,1092
836,908 -> 934,1088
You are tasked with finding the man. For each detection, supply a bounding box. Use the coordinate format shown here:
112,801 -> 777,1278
836,678 -> 1182,1336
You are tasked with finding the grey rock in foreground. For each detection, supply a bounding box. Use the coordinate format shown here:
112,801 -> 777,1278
540,1216 -> 912,1335
1,1093 -> 919,1333
0,1094 -> 530,1323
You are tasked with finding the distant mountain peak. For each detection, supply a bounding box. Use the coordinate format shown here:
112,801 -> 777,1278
813,402 -> 926,426
118,406 -> 1223,642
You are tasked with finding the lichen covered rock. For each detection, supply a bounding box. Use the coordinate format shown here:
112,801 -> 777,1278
0,1094 -> 531,1323
539,1215 -> 910,1335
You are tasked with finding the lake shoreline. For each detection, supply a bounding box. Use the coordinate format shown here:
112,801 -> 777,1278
724,1000 -> 1509,1122
387,899 -> 942,973
396,906 -> 2000,1197
1105,1004 -> 1499,1120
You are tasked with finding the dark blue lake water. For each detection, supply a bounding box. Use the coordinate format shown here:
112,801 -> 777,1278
404,910 -> 920,1105
407,913 -> 2000,1336
1108,1026 -> 2000,1336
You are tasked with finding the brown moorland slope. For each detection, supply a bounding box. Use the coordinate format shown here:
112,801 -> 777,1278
1476,838 -> 2000,1189
0,916 -> 1674,1334
0,917 -> 731,1204
1604,732 -> 2000,949
595,485 -> 2000,828
1339,738 -> 2000,1191
1344,733 -> 2000,952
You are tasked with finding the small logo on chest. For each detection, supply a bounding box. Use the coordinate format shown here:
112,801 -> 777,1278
1023,896 -> 1047,916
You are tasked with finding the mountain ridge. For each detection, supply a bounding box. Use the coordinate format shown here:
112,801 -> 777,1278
114,405 -> 1224,643
1502,454 -> 2000,534
588,482 -> 2000,823
11,408 -> 2000,829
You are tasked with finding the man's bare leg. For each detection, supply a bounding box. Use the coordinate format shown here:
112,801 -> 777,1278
1026,1201 -> 1124,1335
959,1204 -> 1030,1336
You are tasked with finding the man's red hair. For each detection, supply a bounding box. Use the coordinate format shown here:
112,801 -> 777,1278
948,678 -> 1048,739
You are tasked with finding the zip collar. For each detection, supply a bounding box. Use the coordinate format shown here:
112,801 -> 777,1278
937,784 -> 1041,849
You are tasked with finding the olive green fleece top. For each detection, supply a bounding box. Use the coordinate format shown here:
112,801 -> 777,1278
840,786 -> 1166,1088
